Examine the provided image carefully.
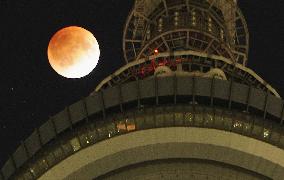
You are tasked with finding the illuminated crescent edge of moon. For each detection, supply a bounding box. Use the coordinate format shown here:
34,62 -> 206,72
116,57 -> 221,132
48,27 -> 100,78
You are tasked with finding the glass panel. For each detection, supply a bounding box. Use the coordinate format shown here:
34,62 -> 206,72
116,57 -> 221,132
164,107 -> 174,127
184,112 -> 194,126
184,106 -> 194,126
22,171 -> 33,180
116,120 -> 127,133
232,120 -> 243,133
144,108 -> 155,128
96,125 -> 108,140
223,111 -> 233,130
155,114 -> 164,127
242,122 -> 252,135
45,152 -> 56,167
38,158 -> 49,171
174,112 -> 184,126
164,113 -> 174,127
135,109 -> 145,130
270,127 -> 281,144
144,116 -> 155,128
53,147 -> 64,161
61,142 -> 73,155
231,113 -> 243,133
14,175 -> 25,180
194,107 -> 204,127
279,134 -> 284,148
29,168 -> 36,177
233,112 -> 253,134
126,117 -> 136,131
174,106 -> 184,126
88,127 -> 99,143
79,132 -> 91,147
29,167 -> 38,178
106,122 -> 117,138
70,137 -> 81,152
203,108 -> 214,127
263,128 -> 270,139
125,112 -> 136,132
214,109 -> 224,129
108,114 -> 120,135
251,118 -> 263,138
155,113 -> 164,128
31,158 -> 48,178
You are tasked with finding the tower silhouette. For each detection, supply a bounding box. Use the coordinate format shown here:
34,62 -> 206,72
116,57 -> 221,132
2,1 -> 284,179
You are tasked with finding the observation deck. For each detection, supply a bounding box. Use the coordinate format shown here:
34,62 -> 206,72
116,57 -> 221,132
2,76 -> 284,179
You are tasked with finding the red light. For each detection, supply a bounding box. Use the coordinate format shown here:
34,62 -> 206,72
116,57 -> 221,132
154,49 -> 159,54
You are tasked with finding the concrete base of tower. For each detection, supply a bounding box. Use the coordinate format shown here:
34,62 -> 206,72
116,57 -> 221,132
39,127 -> 284,180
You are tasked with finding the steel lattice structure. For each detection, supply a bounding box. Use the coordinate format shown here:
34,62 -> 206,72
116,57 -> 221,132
123,0 -> 249,65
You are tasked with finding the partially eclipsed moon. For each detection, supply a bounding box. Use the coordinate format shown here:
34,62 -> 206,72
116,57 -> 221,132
47,26 -> 100,78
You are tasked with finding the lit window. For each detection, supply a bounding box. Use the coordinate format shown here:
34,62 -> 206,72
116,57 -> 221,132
220,29 -> 224,40
243,123 -> 250,131
185,112 -> 193,123
233,121 -> 242,128
126,118 -> 136,131
192,11 -> 196,26
70,138 -> 81,152
208,16 -> 212,32
158,18 -> 163,32
40,159 -> 49,170
30,168 -> 35,176
204,114 -> 213,125
174,11 -> 179,27
117,121 -> 127,132
263,129 -> 270,138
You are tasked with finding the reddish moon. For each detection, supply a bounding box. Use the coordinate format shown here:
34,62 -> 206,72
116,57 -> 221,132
47,26 -> 100,78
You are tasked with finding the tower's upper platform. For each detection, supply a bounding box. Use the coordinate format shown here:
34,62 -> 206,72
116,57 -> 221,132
123,0 -> 249,66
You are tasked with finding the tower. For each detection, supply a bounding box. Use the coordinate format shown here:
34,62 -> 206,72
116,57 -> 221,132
2,0 -> 284,179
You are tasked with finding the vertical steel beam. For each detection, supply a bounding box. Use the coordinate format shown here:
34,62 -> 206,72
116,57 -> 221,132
173,74 -> 177,104
100,91 -> 106,119
162,0 -> 169,16
228,78 -> 234,109
50,117 -> 58,137
246,85 -> 252,112
76,133 -> 83,148
186,0 -> 190,12
136,79 -> 141,108
210,77 -> 215,106
118,84 -> 124,113
66,107 -> 73,129
263,90 -> 269,119
21,141 -> 30,159
59,141 -> 67,157
192,76 -> 196,104
82,98 -> 89,123
36,128 -> 43,147
192,76 -> 196,124
155,76 -> 159,105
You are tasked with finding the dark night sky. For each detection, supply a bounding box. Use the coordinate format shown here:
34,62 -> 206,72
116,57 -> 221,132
0,0 -> 283,167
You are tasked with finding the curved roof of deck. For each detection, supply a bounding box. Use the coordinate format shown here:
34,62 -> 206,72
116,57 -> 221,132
1,76 -> 284,179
